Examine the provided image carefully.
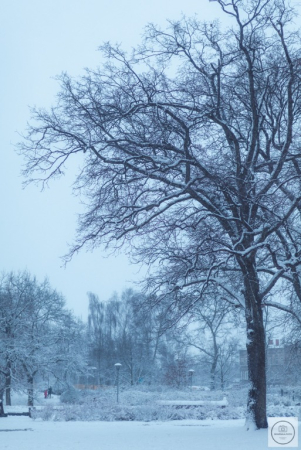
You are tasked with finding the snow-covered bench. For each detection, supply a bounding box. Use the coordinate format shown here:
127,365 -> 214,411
156,396 -> 228,409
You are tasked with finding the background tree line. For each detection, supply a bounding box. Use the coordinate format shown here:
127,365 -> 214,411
2,269 -> 301,411
0,270 -> 243,404
86,287 -> 242,390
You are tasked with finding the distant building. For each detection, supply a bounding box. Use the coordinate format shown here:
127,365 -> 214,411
239,339 -> 301,385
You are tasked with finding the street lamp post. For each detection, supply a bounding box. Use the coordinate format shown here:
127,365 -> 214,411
114,363 -> 122,403
188,369 -> 194,390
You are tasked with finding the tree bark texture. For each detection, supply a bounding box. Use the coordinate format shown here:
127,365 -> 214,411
241,257 -> 267,429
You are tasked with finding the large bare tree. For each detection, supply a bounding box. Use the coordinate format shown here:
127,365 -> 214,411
18,0 -> 301,428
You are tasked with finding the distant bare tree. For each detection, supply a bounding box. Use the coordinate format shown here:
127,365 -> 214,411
181,294 -> 237,390
217,338 -> 240,390
87,289 -> 163,386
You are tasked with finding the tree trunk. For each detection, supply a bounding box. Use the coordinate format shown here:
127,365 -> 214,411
5,361 -> 11,406
0,388 -> 5,416
5,380 -> 11,406
240,257 -> 268,429
210,355 -> 218,391
220,369 -> 224,391
27,375 -> 34,407
130,354 -> 134,386
210,337 -> 219,391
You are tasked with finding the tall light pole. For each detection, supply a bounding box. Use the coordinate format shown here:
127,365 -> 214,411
188,369 -> 194,390
114,363 -> 122,403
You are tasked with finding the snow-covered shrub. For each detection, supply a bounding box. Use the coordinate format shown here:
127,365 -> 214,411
29,385 -> 301,422
60,387 -> 82,404
32,389 -> 246,422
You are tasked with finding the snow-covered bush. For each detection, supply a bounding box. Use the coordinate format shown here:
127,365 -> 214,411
60,387 -> 82,404
29,385 -> 301,422
32,386 -> 246,421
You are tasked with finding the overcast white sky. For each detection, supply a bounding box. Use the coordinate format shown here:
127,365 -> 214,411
0,0 -> 234,320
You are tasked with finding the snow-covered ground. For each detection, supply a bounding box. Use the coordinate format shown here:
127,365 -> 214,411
0,416 -> 270,450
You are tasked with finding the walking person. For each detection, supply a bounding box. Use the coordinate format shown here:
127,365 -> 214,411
48,386 -> 52,398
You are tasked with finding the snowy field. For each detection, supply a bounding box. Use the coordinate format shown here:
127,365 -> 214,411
0,416 -> 271,450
